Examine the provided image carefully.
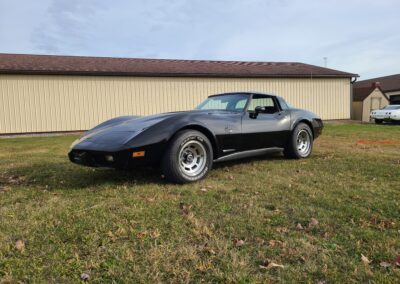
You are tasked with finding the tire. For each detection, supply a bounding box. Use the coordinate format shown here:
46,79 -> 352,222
284,123 -> 313,159
375,119 -> 383,124
161,130 -> 213,183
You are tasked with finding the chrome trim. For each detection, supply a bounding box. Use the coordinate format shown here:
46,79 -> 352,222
214,147 -> 283,163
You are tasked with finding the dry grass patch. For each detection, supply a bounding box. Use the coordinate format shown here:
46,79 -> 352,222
0,124 -> 399,282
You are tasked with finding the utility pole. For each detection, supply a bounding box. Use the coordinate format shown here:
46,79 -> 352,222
323,57 -> 328,68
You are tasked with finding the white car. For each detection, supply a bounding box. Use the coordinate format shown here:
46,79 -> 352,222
370,105 -> 400,124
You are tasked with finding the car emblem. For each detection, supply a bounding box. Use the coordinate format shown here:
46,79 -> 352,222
225,125 -> 233,133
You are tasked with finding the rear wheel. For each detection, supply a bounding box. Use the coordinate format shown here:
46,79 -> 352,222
161,130 -> 213,183
284,123 -> 313,159
375,119 -> 383,124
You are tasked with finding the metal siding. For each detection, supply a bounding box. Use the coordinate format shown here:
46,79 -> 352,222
0,75 -> 350,134
361,88 -> 389,122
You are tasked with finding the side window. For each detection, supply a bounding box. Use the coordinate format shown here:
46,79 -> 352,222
235,99 -> 247,110
247,97 -> 278,113
277,97 -> 289,110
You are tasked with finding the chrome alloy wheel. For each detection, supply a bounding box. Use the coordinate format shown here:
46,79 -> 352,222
296,129 -> 311,156
179,140 -> 207,176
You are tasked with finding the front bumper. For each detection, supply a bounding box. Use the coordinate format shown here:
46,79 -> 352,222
370,114 -> 399,121
68,142 -> 166,169
371,114 -> 390,120
312,118 -> 324,138
69,149 -> 131,169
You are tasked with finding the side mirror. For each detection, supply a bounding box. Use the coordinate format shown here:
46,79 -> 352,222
249,106 -> 265,119
254,106 -> 266,113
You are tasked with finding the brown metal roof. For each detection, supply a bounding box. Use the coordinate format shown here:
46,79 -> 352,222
353,86 -> 388,102
354,74 -> 400,92
0,53 -> 357,78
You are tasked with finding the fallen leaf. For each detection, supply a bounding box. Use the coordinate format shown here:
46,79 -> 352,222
179,203 -> 192,215
296,223 -> 304,230
309,218 -> 319,227
361,254 -> 371,265
15,239 -> 25,252
233,239 -> 245,247
200,188 -> 208,192
136,231 -> 148,238
316,281 -> 327,284
395,256 -> 400,267
228,175 -> 234,180
380,261 -> 391,268
259,260 -> 284,269
80,272 -> 90,281
8,175 -> 24,184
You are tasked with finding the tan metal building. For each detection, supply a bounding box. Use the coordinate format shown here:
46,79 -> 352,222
352,84 -> 389,122
0,54 -> 357,134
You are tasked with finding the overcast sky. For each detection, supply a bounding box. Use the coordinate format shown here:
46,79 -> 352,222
0,0 -> 399,79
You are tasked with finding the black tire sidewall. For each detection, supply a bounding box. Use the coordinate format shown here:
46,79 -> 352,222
164,130 -> 213,183
290,123 -> 313,158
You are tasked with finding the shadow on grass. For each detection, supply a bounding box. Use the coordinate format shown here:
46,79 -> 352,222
3,152 -> 286,190
3,162 -> 163,190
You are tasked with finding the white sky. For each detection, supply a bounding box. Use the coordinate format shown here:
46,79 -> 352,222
0,0 -> 399,79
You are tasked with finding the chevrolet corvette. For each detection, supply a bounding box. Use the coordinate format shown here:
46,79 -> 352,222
370,104 -> 400,124
69,92 -> 323,183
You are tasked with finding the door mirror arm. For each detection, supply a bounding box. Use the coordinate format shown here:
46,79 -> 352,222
249,106 -> 266,119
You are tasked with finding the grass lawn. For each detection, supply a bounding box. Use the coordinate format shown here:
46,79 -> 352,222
0,123 -> 399,283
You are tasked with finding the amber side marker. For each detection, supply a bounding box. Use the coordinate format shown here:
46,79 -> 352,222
132,151 -> 145,157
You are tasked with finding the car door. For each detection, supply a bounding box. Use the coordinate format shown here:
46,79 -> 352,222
241,95 -> 291,150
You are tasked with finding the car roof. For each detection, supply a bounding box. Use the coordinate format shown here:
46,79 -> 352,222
209,91 -> 277,98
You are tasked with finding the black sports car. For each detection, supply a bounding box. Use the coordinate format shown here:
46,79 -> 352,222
69,92 -> 323,183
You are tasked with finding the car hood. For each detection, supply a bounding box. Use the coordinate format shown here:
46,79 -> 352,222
72,112 -> 183,147
71,109 -> 239,150
372,109 -> 386,114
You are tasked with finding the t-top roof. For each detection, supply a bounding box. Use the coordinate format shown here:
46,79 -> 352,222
0,53 -> 358,78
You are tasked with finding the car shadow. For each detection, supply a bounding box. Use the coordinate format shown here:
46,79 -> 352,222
2,162 -> 164,191
2,152 -> 286,190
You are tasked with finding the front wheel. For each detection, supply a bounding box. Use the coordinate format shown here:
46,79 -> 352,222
284,123 -> 313,159
375,119 -> 383,124
161,130 -> 213,183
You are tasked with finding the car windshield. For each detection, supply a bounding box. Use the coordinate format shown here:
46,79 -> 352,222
195,94 -> 249,112
383,105 -> 400,110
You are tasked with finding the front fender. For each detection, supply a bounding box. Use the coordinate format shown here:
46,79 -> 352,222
125,117 -> 219,155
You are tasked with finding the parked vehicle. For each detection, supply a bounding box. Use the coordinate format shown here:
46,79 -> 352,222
370,105 -> 400,124
69,92 -> 323,183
